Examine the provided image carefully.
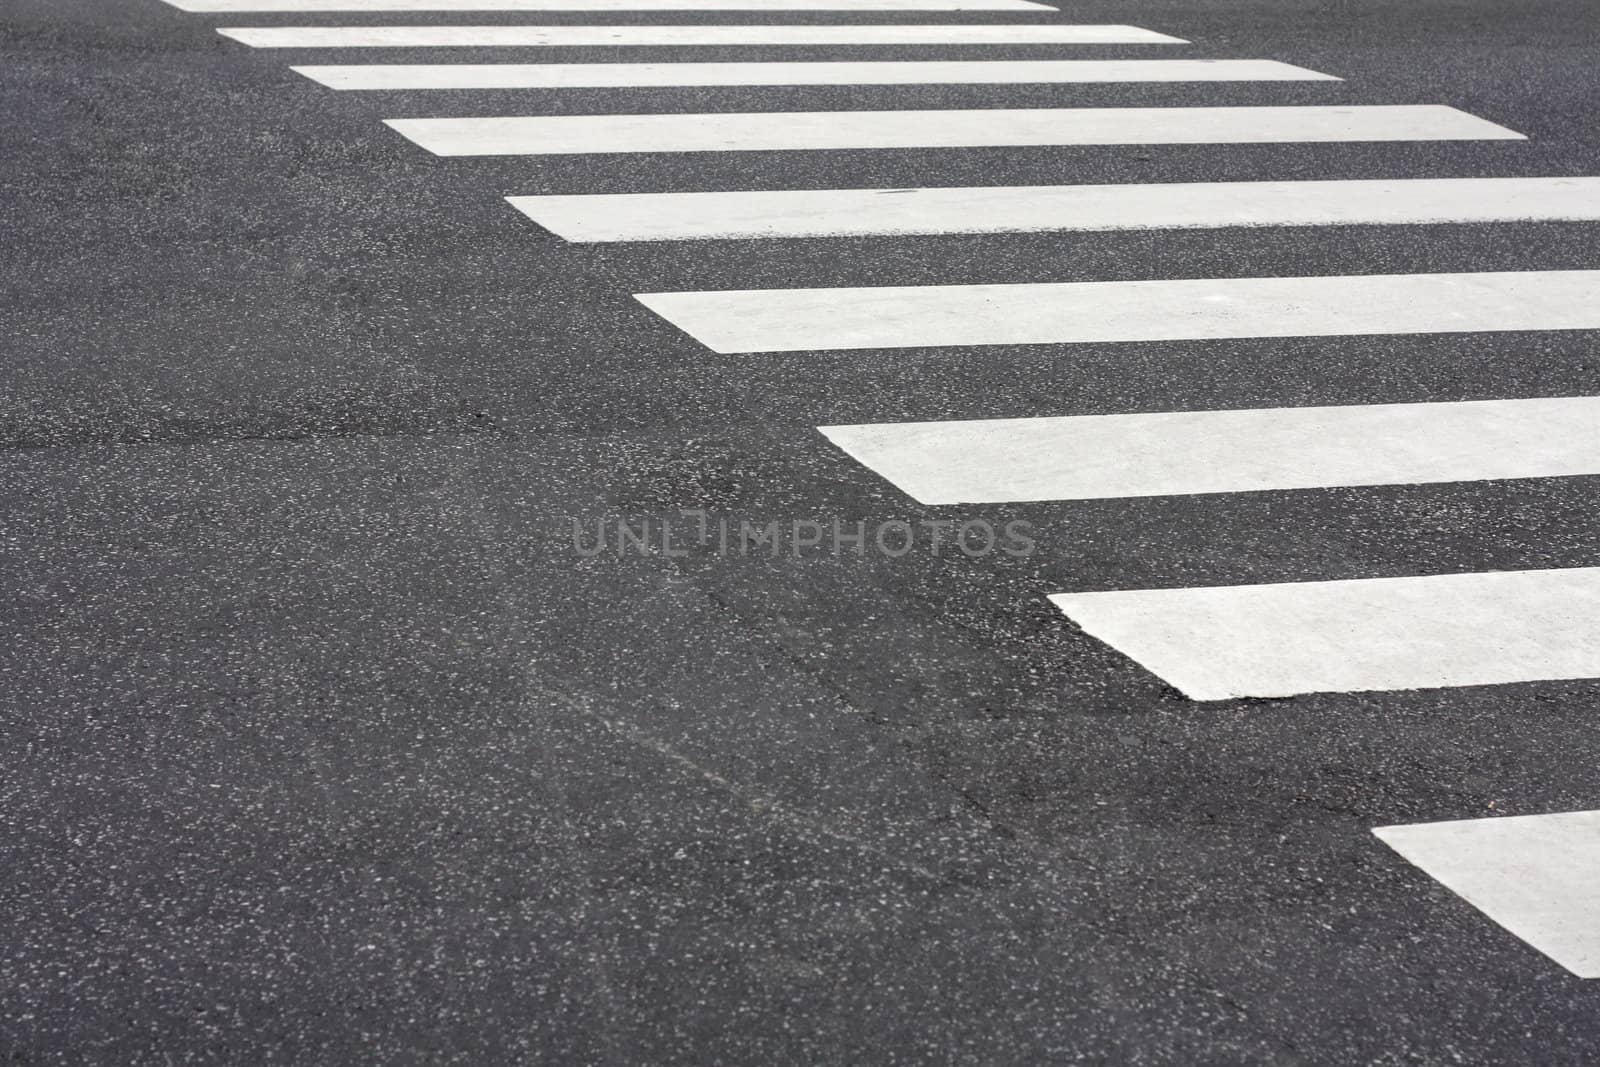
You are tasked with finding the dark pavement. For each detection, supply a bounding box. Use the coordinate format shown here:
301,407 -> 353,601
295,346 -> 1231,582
4,0 -> 1600,1061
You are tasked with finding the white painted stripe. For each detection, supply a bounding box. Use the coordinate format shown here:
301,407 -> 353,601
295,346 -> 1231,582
818,397 -> 1600,505
299,58 -> 1330,91
512,176 -> 1600,242
1049,567 -> 1600,700
636,268 -> 1595,354
220,24 -> 1180,47
178,0 -> 1054,9
387,105 -> 1518,159
178,0 -> 1056,9
1374,811 -> 1600,978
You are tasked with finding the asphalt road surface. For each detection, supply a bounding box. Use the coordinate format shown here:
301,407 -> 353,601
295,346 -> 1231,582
4,0 -> 1600,1062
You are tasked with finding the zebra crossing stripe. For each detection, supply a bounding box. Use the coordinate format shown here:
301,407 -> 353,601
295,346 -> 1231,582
298,58 -> 1333,91
1374,811 -> 1600,978
385,105 -> 1518,157
818,396 -> 1600,504
1049,567 -> 1600,700
177,0 -> 1053,8
635,268 -> 1596,354
510,175 -> 1598,242
219,24 -> 1180,47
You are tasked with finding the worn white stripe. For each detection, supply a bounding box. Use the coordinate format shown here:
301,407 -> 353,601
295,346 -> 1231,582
1049,567 -> 1600,700
220,24 -> 1179,47
300,58 -> 1328,91
1374,811 -> 1600,978
818,397 -> 1600,505
512,176 -> 1600,242
181,0 -> 1054,9
387,105 -> 1517,158
637,268 -> 1596,354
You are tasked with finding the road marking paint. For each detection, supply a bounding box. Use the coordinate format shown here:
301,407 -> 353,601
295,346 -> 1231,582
220,24 -> 1180,47
180,0 -> 1055,9
386,104 -> 1518,158
511,175 -> 1599,242
1374,810 -> 1600,978
299,58 -> 1331,91
1049,567 -> 1600,700
635,268 -> 1596,354
818,396 -> 1600,504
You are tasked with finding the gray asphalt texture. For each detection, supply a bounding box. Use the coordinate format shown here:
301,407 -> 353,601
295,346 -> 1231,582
4,0 -> 1600,1062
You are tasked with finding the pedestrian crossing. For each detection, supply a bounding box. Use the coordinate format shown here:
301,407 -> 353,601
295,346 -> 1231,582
175,0 -> 1600,974
188,0 -> 1599,705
